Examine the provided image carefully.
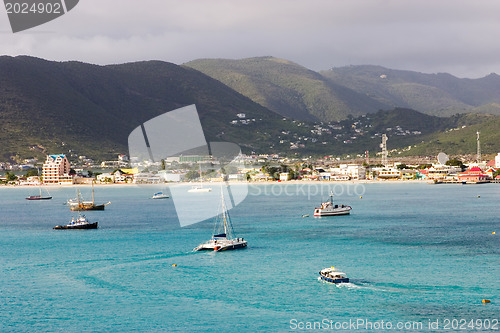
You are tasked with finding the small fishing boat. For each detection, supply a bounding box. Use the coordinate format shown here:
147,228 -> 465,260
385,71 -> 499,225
194,186 -> 247,252
318,267 -> 349,284
313,192 -> 351,216
152,192 -> 169,199
53,215 -> 98,230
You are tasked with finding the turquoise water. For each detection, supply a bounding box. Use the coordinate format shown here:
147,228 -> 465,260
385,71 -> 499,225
1,183 -> 499,332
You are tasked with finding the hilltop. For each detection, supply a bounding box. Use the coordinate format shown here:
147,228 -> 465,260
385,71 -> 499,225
185,57 -> 389,122
185,57 -> 500,121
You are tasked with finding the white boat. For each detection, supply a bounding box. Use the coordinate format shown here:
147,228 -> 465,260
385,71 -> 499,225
313,192 -> 351,216
188,185 -> 212,193
188,163 -> 212,193
194,186 -> 247,252
152,191 -> 169,199
318,266 -> 349,284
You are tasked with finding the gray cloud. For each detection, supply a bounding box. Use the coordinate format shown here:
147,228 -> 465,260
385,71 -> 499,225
1,0 -> 499,78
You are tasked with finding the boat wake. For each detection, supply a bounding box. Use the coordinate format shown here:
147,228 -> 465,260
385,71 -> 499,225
318,277 -> 392,292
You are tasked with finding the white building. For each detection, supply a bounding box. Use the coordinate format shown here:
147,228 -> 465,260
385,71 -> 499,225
158,171 -> 186,182
279,172 -> 290,181
134,172 -> 161,184
42,154 -> 73,184
96,173 -> 114,183
329,164 -> 366,180
495,153 -> 500,168
374,167 -> 401,179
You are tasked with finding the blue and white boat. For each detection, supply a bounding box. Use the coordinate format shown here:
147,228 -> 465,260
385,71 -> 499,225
152,192 -> 169,199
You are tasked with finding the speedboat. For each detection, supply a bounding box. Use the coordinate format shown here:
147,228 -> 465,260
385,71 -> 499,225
318,267 -> 349,284
313,192 -> 351,216
152,192 -> 169,199
53,215 -> 98,230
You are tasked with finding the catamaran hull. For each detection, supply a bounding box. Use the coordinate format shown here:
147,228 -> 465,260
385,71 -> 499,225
194,240 -> 248,252
215,242 -> 247,251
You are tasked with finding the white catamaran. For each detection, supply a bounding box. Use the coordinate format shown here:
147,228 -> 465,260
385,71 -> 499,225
194,186 -> 247,252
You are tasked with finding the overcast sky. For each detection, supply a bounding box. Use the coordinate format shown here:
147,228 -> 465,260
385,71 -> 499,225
1,0 -> 499,78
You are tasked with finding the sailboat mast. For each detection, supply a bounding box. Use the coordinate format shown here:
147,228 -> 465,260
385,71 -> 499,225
221,189 -> 228,236
92,181 -> 95,204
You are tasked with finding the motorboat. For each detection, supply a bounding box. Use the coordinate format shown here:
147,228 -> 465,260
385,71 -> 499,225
313,192 -> 351,216
53,215 -> 98,230
152,192 -> 169,199
318,267 -> 349,284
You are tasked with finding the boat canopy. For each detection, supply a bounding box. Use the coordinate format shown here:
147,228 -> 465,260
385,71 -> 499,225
213,233 -> 227,238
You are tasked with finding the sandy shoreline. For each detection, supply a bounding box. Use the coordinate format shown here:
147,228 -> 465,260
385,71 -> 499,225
1,179 -> 428,188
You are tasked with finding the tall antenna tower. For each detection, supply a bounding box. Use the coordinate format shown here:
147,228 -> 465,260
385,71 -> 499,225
476,131 -> 481,163
380,134 -> 388,166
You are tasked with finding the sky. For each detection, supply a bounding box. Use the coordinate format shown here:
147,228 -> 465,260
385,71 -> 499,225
1,0 -> 499,78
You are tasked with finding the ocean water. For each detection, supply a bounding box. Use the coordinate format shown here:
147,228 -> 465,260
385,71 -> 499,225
0,182 -> 499,332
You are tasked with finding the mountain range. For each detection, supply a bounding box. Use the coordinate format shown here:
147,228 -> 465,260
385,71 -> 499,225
1,55 -> 499,163
185,57 -> 500,120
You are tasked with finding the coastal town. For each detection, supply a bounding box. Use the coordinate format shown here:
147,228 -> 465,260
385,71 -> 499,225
2,146 -> 500,186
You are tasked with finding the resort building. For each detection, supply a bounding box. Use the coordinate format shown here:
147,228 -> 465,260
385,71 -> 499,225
42,154 -> 73,184
458,166 -> 490,184
425,164 -> 462,180
374,167 -> 401,179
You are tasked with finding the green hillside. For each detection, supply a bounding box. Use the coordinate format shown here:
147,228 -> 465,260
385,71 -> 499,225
399,114 -> 500,156
300,108 -> 499,157
321,65 -> 500,117
185,57 -> 389,122
0,56 -> 289,161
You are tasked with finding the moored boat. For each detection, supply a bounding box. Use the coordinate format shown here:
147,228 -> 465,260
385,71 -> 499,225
187,185 -> 212,193
26,183 -> 52,200
69,182 -> 110,211
26,195 -> 52,200
313,192 -> 351,216
188,163 -> 212,193
53,215 -> 98,230
318,267 -> 349,284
